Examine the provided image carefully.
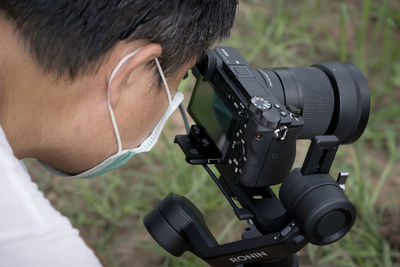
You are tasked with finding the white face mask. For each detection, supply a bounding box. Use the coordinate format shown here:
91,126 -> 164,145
40,47 -> 184,178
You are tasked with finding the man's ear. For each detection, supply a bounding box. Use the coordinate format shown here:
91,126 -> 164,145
107,42 -> 162,107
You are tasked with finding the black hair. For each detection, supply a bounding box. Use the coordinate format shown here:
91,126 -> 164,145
0,0 -> 237,81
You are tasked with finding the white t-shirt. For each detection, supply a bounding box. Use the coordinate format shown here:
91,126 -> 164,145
0,126 -> 102,267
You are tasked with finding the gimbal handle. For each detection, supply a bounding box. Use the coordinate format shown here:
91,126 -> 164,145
144,193 -> 307,266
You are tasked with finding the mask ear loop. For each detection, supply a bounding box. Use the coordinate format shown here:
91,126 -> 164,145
107,47 -> 143,153
155,58 -> 172,104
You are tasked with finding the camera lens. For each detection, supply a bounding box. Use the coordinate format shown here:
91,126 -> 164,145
261,62 -> 370,144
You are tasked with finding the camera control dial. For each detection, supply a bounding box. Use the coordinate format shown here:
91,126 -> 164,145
232,140 -> 246,158
250,96 -> 281,129
250,96 -> 272,112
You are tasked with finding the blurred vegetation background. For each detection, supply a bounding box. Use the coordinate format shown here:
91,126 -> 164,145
26,0 -> 400,266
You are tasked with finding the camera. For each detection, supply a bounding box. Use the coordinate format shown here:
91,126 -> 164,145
144,46 -> 370,266
183,46 -> 369,187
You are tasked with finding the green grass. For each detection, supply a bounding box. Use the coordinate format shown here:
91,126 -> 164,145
27,1 -> 400,266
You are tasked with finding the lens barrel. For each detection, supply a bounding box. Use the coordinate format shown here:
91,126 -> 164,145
263,62 -> 370,144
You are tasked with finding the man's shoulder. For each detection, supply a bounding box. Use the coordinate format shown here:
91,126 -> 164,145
0,126 -> 102,267
0,125 -> 15,158
0,125 -> 29,176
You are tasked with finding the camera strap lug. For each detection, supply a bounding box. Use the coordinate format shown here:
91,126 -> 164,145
336,172 -> 349,191
273,126 -> 288,140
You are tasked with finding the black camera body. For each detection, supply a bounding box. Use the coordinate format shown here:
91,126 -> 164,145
188,47 -> 304,187
178,46 -> 369,188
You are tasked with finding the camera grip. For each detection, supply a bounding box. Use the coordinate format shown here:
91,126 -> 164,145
239,128 -> 298,187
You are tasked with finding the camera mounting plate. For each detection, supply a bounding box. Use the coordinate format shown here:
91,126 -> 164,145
174,125 -> 224,165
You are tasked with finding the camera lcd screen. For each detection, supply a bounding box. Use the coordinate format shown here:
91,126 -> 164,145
188,78 -> 239,154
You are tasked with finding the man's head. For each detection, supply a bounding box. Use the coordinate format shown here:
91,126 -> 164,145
0,0 -> 237,175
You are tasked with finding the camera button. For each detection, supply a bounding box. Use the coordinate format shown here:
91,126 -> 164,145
201,138 -> 210,146
280,226 -> 292,238
293,235 -> 305,246
192,125 -> 201,134
280,111 -> 287,117
189,148 -> 199,155
232,141 -> 246,158
286,104 -> 301,117
274,104 -> 281,109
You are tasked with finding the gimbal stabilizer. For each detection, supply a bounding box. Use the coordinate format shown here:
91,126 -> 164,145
144,134 -> 355,267
144,46 -> 369,266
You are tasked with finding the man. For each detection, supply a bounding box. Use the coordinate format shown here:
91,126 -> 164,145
0,1 -> 237,266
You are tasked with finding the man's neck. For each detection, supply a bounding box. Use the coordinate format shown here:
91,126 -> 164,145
0,18 -> 62,159
0,72 -> 43,159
